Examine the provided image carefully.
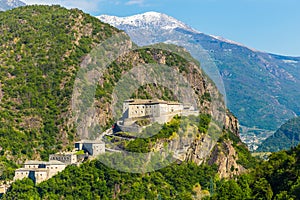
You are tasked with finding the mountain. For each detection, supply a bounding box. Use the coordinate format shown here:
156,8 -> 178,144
257,117 -> 300,152
0,5 -> 120,180
0,0 -> 25,11
98,12 -> 300,150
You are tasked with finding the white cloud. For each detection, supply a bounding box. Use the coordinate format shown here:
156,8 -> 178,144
125,0 -> 145,6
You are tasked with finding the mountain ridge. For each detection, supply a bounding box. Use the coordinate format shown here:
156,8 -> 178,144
98,12 -> 266,54
99,11 -> 199,34
257,117 -> 300,152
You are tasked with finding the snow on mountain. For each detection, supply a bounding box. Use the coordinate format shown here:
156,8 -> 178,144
98,11 -> 199,33
98,12 -> 260,50
0,0 -> 25,11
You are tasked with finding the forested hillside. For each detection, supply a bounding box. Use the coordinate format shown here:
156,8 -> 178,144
0,5 -> 119,179
258,117 -> 300,152
3,125 -> 254,199
4,139 -> 300,199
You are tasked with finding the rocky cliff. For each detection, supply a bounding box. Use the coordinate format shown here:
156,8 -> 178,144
88,42 -> 246,178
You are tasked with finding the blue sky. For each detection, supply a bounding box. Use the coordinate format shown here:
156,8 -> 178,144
22,0 -> 300,56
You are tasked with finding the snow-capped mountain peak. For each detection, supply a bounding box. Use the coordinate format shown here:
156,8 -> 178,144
98,11 -> 199,33
0,0 -> 25,11
98,12 -> 259,50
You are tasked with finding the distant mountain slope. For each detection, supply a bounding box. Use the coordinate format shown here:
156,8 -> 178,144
0,0 -> 25,11
98,12 -> 300,148
257,117 -> 300,152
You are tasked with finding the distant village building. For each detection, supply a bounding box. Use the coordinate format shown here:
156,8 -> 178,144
120,99 -> 198,126
75,140 -> 105,156
49,153 -> 77,164
14,160 -> 66,184
12,139 -> 105,186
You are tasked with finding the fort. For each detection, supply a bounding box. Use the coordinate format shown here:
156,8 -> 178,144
13,160 -> 66,184
13,140 -> 105,184
116,99 -> 198,132
75,140 -> 105,156
49,153 -> 78,164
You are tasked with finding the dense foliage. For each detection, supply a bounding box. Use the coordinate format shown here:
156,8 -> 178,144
211,144 -> 300,199
0,5 -> 119,179
5,143 -> 300,199
3,160 -> 217,199
258,117 -> 300,152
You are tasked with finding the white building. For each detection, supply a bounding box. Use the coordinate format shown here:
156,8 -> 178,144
121,99 -> 198,126
14,160 -> 66,184
75,140 -> 105,156
49,153 -> 77,164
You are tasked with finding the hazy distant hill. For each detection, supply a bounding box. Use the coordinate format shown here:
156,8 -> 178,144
257,117 -> 300,152
99,12 -> 300,149
0,0 -> 25,11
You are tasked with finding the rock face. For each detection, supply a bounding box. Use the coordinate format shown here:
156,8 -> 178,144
94,46 -> 226,130
225,110 -> 239,136
208,140 -> 246,178
91,43 -> 244,177
150,115 -> 244,178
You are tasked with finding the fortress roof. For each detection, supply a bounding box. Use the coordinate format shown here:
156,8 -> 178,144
124,99 -> 181,105
75,140 -> 104,144
24,160 -> 65,165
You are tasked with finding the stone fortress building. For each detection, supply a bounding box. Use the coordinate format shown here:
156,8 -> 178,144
49,153 -> 78,164
75,140 -> 105,156
13,140 -> 105,184
14,160 -> 66,184
121,99 -> 199,126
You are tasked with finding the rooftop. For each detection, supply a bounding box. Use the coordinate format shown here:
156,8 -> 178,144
16,168 -> 49,172
24,160 -> 66,165
124,99 -> 181,105
75,140 -> 104,144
